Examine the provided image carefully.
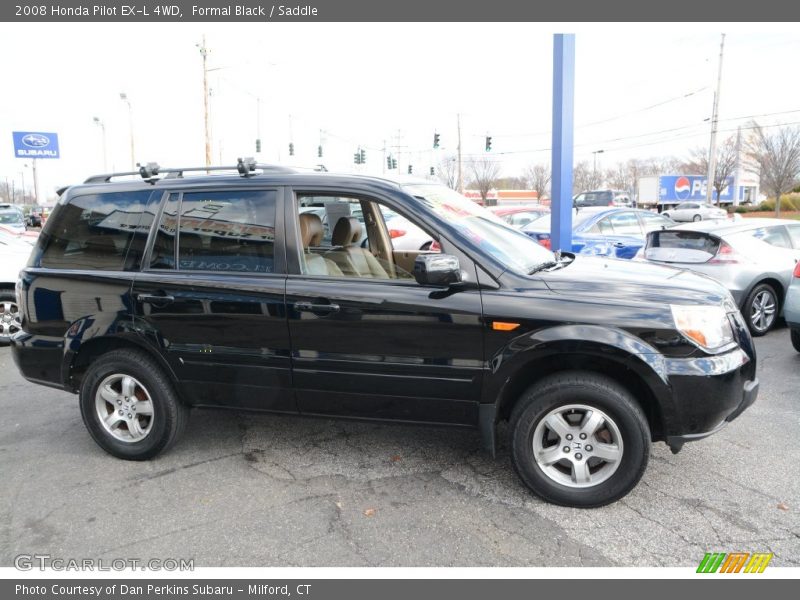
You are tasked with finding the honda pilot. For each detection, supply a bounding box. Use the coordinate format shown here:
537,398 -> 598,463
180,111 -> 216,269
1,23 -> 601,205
10,161 -> 758,507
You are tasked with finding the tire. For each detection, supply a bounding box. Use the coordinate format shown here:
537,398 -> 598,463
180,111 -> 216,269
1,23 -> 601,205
509,371 -> 650,508
693,214 -> 702,222
79,349 -> 189,460
662,212 -> 670,219
744,282 -> 778,336
791,329 -> 800,353
0,291 -> 22,346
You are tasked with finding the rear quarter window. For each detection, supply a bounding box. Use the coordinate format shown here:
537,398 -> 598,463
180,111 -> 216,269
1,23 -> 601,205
647,230 -> 720,253
31,190 -> 153,270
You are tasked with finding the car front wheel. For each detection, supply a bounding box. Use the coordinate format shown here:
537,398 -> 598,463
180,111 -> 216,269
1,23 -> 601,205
0,291 -> 21,346
79,349 -> 189,460
693,214 -> 702,222
745,283 -> 778,336
791,329 -> 800,353
510,371 -> 650,508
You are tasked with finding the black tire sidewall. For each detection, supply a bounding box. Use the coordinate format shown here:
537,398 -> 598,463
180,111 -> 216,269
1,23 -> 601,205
791,329 -> 800,353
79,352 -> 179,460
744,283 -> 777,336
511,375 -> 650,508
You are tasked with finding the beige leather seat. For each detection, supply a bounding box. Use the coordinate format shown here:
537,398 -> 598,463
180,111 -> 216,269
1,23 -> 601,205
325,217 -> 389,279
298,213 -> 342,276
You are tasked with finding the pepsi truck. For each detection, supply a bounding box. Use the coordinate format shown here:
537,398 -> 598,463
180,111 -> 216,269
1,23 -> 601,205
636,175 -> 735,210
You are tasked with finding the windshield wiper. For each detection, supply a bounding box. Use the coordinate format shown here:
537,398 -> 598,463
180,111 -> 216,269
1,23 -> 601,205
528,252 -> 574,274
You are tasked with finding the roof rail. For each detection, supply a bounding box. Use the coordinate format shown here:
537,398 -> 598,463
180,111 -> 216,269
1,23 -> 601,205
84,158 -> 295,184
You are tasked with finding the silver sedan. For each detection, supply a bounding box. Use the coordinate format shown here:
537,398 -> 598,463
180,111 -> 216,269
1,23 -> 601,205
662,202 -> 728,222
639,218 -> 800,335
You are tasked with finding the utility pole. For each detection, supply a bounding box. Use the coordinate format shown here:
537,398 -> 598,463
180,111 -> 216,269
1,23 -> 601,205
706,33 -> 725,204
457,113 -> 463,193
396,129 -> 402,175
31,159 -> 40,205
382,140 -> 386,175
198,35 -> 212,169
119,93 -> 135,170
733,125 -> 742,206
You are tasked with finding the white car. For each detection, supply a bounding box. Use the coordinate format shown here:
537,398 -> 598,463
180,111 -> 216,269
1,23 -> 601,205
662,202 -> 727,222
0,205 -> 27,234
0,230 -> 33,344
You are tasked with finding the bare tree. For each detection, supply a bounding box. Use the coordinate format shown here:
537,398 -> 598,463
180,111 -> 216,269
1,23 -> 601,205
435,155 -> 459,190
469,158 -> 501,205
605,162 -> 633,192
573,161 -> 601,194
747,122 -> 800,217
523,163 -> 551,202
684,135 -> 738,202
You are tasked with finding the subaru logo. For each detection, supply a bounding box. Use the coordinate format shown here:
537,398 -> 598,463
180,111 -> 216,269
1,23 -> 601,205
21,133 -> 50,148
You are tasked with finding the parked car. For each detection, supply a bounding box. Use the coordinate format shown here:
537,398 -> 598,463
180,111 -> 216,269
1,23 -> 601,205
0,230 -> 33,344
573,190 -> 632,208
785,262 -> 800,352
488,204 -> 550,229
638,218 -> 800,335
662,202 -> 727,222
0,204 -> 27,234
11,162 -> 758,508
522,207 -> 676,259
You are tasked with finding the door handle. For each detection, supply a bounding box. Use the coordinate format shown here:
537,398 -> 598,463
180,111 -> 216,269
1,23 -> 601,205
612,242 -> 625,248
294,301 -> 340,314
137,293 -> 175,306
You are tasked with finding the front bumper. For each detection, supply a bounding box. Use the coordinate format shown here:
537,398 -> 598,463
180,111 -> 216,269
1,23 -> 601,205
663,347 -> 758,453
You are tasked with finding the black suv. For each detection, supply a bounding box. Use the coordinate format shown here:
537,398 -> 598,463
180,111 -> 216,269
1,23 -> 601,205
10,161 -> 758,507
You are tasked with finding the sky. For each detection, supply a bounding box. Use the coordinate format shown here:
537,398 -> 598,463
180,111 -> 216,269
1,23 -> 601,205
0,22 -> 798,202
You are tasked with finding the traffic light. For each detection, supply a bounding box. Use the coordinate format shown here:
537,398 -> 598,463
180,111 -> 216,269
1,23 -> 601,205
318,145 -> 323,158
360,149 -> 366,164
255,138 -> 261,153
387,155 -> 393,169
392,158 -> 397,169
430,166 -> 435,176
485,136 -> 492,152
433,133 -> 440,149
289,142 -> 295,156
354,152 -> 360,164
408,165 -> 413,174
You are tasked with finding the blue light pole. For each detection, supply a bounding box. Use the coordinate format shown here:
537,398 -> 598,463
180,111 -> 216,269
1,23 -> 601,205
550,34 -> 575,252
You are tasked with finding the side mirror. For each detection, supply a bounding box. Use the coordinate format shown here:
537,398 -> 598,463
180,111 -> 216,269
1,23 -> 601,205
413,254 -> 461,287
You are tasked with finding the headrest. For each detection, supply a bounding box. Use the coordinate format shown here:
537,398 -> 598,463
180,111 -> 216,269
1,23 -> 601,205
332,216 -> 361,246
299,212 -> 324,247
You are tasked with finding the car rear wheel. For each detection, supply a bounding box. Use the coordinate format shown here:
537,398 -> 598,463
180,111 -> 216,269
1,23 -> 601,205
791,329 -> 800,353
509,371 -> 650,508
0,292 -> 21,346
79,349 -> 189,460
745,283 -> 778,336
693,214 -> 702,222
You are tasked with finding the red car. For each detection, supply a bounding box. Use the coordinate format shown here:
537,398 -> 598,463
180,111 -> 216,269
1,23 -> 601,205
488,204 -> 550,229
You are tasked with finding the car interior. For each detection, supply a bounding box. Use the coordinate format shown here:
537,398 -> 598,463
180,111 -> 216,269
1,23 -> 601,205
295,195 -> 440,280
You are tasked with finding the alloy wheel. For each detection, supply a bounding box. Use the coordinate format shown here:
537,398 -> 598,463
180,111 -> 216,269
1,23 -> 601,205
0,300 -> 21,341
750,289 -> 776,333
532,404 -> 624,488
94,374 -> 155,443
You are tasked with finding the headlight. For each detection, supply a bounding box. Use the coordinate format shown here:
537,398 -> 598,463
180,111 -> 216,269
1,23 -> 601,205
670,304 -> 735,352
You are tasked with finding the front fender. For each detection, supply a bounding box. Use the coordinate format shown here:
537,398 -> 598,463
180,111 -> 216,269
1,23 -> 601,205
484,323 -> 676,430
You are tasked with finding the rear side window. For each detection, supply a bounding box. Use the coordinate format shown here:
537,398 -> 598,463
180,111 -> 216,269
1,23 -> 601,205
150,189 -> 277,274
33,190 -> 153,270
751,226 -> 791,249
647,230 -> 720,254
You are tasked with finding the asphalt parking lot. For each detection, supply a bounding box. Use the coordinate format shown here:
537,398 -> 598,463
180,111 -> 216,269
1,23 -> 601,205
1,328 -> 798,568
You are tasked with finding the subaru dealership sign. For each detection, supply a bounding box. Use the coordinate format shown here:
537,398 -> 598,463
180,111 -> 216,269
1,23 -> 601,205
12,131 -> 60,159
659,175 -> 734,202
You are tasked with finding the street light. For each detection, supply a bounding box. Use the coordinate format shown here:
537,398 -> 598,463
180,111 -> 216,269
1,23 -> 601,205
592,149 -> 605,179
119,92 -> 135,170
93,116 -> 108,172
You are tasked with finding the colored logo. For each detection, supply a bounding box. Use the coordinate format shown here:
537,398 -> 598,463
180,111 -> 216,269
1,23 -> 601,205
697,552 -> 773,573
674,176 -> 691,200
21,133 -> 50,148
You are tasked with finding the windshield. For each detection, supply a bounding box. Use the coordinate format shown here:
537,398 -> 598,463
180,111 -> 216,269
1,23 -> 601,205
0,211 -> 24,225
403,184 -> 554,274
522,209 -> 598,232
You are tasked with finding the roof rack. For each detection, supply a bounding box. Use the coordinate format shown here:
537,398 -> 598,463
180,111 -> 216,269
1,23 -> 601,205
84,158 -> 295,184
